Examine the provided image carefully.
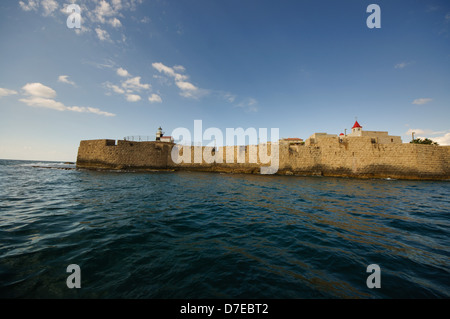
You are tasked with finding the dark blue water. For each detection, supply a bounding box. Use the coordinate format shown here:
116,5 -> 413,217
0,159 -> 449,298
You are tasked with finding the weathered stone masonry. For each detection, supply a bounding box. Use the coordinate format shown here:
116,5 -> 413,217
76,137 -> 450,180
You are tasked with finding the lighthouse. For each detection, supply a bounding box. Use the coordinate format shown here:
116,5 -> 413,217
155,126 -> 174,143
156,126 -> 163,141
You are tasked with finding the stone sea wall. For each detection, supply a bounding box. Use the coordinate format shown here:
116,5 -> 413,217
75,139 -> 173,170
76,137 -> 450,180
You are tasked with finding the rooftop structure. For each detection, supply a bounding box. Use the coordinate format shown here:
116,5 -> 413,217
306,120 -> 402,145
156,127 -> 174,143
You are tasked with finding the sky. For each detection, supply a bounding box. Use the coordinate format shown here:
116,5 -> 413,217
0,0 -> 449,161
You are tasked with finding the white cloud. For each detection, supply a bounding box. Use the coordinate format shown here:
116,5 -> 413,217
104,69 -> 151,102
24,0 -> 144,46
109,17 -> 122,28
148,94 -> 162,103
19,97 -> 67,111
20,82 -> 114,116
152,62 -> 207,98
86,58 -> 116,70
122,76 -> 151,91
112,0 -> 123,11
152,62 -> 177,77
112,86 -> 125,94
223,93 -> 236,103
152,61 -> 254,104
0,88 -> 18,97
74,25 -> 91,36
247,98 -> 257,106
175,81 -> 197,91
173,65 -> 186,72
412,98 -> 433,105
236,98 -> 258,112
405,128 -> 450,145
104,82 -> 125,94
41,0 -> 58,16
58,75 -> 76,86
95,27 -> 111,42
152,62 -> 188,82
176,81 -> 210,99
126,94 -> 141,102
117,67 -> 130,77
122,0 -> 144,11
19,0 -> 39,12
67,106 -> 115,117
433,133 -> 450,145
93,0 -> 116,24
20,0 -> 58,16
395,61 -> 415,69
394,62 -> 408,69
406,129 -> 428,136
22,82 -> 56,98
19,97 -> 115,116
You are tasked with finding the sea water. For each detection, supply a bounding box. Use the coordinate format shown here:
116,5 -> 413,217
0,159 -> 449,298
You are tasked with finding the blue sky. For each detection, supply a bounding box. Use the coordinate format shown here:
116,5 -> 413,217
0,0 -> 449,161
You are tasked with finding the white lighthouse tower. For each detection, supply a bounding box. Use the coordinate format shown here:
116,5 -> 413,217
155,126 -> 174,143
156,126 -> 163,141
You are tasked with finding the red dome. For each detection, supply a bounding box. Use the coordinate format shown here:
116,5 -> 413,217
339,133 -> 344,136
352,121 -> 362,129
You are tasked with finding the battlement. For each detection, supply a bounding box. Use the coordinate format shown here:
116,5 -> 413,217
76,137 -> 450,180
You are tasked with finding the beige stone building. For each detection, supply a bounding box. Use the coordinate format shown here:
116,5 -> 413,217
306,121 -> 402,145
305,133 -> 338,146
347,121 -> 402,144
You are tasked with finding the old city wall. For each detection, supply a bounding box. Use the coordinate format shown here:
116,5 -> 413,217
76,138 -> 450,180
76,139 -> 172,169
167,145 -> 273,173
283,136 -> 449,179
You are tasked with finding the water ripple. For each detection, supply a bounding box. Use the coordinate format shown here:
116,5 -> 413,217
0,160 -> 449,298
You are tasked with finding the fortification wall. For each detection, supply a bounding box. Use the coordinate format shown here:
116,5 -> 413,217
76,138 -> 450,180
167,145 -> 269,173
282,136 -> 450,179
76,139 -> 172,169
